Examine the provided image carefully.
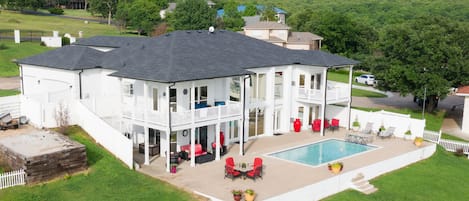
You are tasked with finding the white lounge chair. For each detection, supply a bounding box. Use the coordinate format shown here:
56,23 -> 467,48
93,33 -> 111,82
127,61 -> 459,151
361,122 -> 373,134
378,127 -> 395,139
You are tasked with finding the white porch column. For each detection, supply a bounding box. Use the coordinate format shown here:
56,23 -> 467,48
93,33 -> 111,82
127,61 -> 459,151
165,85 -> 171,172
215,122 -> 221,160
239,76 -> 245,155
190,82 -> 196,167
320,68 -> 328,136
347,65 -> 354,130
144,126 -> 149,165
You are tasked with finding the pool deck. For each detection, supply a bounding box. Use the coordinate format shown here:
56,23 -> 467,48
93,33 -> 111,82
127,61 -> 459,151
138,128 -> 435,201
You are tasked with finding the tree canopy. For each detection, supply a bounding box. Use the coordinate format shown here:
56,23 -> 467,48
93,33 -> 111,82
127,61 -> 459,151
169,0 -> 216,30
1,0 -> 45,10
127,0 -> 162,35
372,16 -> 469,112
88,0 -> 118,25
216,0 -> 244,31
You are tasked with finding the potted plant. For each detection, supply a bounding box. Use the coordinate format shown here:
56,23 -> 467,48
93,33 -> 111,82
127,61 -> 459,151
352,118 -> 360,131
232,190 -> 243,201
404,130 -> 412,140
327,162 -> 343,174
244,189 -> 256,201
414,137 -> 424,147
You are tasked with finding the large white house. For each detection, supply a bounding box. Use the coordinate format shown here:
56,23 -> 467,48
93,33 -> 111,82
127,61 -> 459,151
18,30 -> 358,171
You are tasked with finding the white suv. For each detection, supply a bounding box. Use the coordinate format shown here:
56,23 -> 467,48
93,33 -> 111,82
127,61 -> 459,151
355,74 -> 375,85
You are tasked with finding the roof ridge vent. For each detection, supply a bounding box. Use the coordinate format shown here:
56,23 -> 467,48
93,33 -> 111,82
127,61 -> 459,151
186,31 -> 191,34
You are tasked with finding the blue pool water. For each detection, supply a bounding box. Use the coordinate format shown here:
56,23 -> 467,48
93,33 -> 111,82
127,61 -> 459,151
269,139 -> 375,166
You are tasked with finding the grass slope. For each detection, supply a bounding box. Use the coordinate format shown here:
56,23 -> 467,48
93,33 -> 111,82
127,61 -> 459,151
0,10 -> 121,37
0,41 -> 51,76
324,146 -> 469,201
351,88 -> 386,98
0,89 -> 20,97
0,126 -> 200,201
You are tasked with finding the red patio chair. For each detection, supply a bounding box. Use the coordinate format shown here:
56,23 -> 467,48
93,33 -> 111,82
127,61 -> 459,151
224,165 -> 241,180
330,118 -> 339,131
246,157 -> 263,181
226,157 -> 235,167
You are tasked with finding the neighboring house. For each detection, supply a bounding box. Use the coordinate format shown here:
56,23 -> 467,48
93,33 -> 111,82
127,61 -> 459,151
18,30 -> 357,171
241,21 -> 323,50
160,1 -> 215,19
456,86 -> 469,133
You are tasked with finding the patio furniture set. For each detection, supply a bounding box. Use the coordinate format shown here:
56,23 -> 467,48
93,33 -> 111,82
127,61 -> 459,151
224,157 -> 263,181
345,122 -> 395,144
0,113 -> 23,130
312,118 -> 340,132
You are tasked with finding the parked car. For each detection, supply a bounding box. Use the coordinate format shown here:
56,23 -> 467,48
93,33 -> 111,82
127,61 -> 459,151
355,74 -> 375,85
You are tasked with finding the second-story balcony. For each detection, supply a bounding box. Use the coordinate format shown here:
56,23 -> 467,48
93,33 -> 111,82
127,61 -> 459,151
297,82 -> 350,104
122,101 -> 242,128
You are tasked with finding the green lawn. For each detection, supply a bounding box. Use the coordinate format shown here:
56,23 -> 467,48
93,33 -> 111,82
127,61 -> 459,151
328,69 -> 367,86
0,89 -> 20,97
0,41 -> 52,76
441,133 -> 469,142
352,107 -> 445,132
324,146 -> 469,201
0,10 -> 123,37
0,126 -> 202,201
352,88 -> 386,98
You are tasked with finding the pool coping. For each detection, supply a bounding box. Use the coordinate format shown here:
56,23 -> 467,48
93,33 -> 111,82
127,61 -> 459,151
264,138 -> 383,168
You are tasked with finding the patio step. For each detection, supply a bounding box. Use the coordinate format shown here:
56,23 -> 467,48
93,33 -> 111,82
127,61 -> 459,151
351,173 -> 378,195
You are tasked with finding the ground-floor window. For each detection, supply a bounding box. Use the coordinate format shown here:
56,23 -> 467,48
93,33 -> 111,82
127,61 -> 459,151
249,107 -> 265,137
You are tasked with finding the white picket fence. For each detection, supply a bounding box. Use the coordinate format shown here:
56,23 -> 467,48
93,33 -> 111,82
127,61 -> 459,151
422,130 -> 469,159
0,95 -> 21,118
0,169 -> 26,189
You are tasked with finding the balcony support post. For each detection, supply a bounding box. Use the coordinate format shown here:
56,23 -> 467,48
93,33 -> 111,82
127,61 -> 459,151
347,65 -> 354,130
190,82 -> 196,167
320,68 -> 328,136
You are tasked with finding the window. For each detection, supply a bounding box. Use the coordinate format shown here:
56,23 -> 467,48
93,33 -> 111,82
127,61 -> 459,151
123,83 -> 133,96
195,86 -> 207,104
170,88 -> 177,112
299,74 -> 305,88
152,88 -> 158,111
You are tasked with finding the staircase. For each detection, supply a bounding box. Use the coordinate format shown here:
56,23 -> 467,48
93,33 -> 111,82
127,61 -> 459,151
351,173 -> 378,195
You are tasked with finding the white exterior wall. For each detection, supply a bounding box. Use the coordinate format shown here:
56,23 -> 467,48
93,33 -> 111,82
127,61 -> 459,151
40,36 -> 62,47
21,65 -> 79,101
286,43 -> 310,50
462,97 -> 469,132
270,29 -> 288,41
244,29 -> 269,40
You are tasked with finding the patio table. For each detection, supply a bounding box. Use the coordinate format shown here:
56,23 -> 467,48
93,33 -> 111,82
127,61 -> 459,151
235,163 -> 252,179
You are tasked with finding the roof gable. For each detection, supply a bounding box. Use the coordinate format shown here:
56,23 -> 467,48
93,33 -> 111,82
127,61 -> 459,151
18,46 -> 105,70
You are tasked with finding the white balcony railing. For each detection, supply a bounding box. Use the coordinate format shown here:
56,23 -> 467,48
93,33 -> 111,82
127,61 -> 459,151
122,101 -> 242,126
298,82 -> 349,103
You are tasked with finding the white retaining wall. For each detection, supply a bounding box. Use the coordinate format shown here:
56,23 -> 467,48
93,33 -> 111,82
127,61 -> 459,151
72,100 -> 133,168
0,95 -> 20,118
266,144 -> 436,201
326,105 -> 426,138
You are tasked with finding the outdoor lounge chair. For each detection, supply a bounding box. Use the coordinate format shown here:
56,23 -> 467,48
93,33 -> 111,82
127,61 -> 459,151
378,126 -> 395,139
360,122 -> 373,134
0,113 -> 19,130
224,157 -> 241,180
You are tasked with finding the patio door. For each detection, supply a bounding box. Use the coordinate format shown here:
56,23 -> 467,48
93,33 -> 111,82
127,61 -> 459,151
195,126 -> 208,152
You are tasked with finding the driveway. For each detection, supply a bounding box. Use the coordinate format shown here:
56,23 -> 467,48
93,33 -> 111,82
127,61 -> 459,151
0,77 -> 20,90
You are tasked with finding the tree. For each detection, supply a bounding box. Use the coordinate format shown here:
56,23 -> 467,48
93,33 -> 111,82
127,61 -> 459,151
88,0 -> 117,25
127,0 -> 161,35
217,0 -> 244,31
260,4 -> 276,21
3,0 -> 45,10
169,0 -> 216,30
375,16 -> 469,112
242,3 -> 257,16
288,10 -> 377,57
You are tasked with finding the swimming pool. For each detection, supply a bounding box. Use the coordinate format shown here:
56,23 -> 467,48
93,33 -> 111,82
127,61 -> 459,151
268,139 -> 376,166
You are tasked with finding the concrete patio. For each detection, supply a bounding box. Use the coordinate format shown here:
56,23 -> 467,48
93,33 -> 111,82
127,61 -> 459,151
137,128 -> 435,201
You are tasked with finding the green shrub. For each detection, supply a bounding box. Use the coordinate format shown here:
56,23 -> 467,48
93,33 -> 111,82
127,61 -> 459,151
0,43 -> 8,50
48,7 -> 64,15
62,37 -> 70,46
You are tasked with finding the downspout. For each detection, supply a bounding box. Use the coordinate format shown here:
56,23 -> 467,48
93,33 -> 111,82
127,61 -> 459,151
167,82 -> 176,171
78,69 -> 84,99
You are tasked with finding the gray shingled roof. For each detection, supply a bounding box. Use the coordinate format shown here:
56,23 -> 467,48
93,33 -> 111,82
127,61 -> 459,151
74,36 -> 147,48
18,45 -> 104,70
243,21 -> 290,30
106,30 -> 358,82
19,30 -> 359,83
